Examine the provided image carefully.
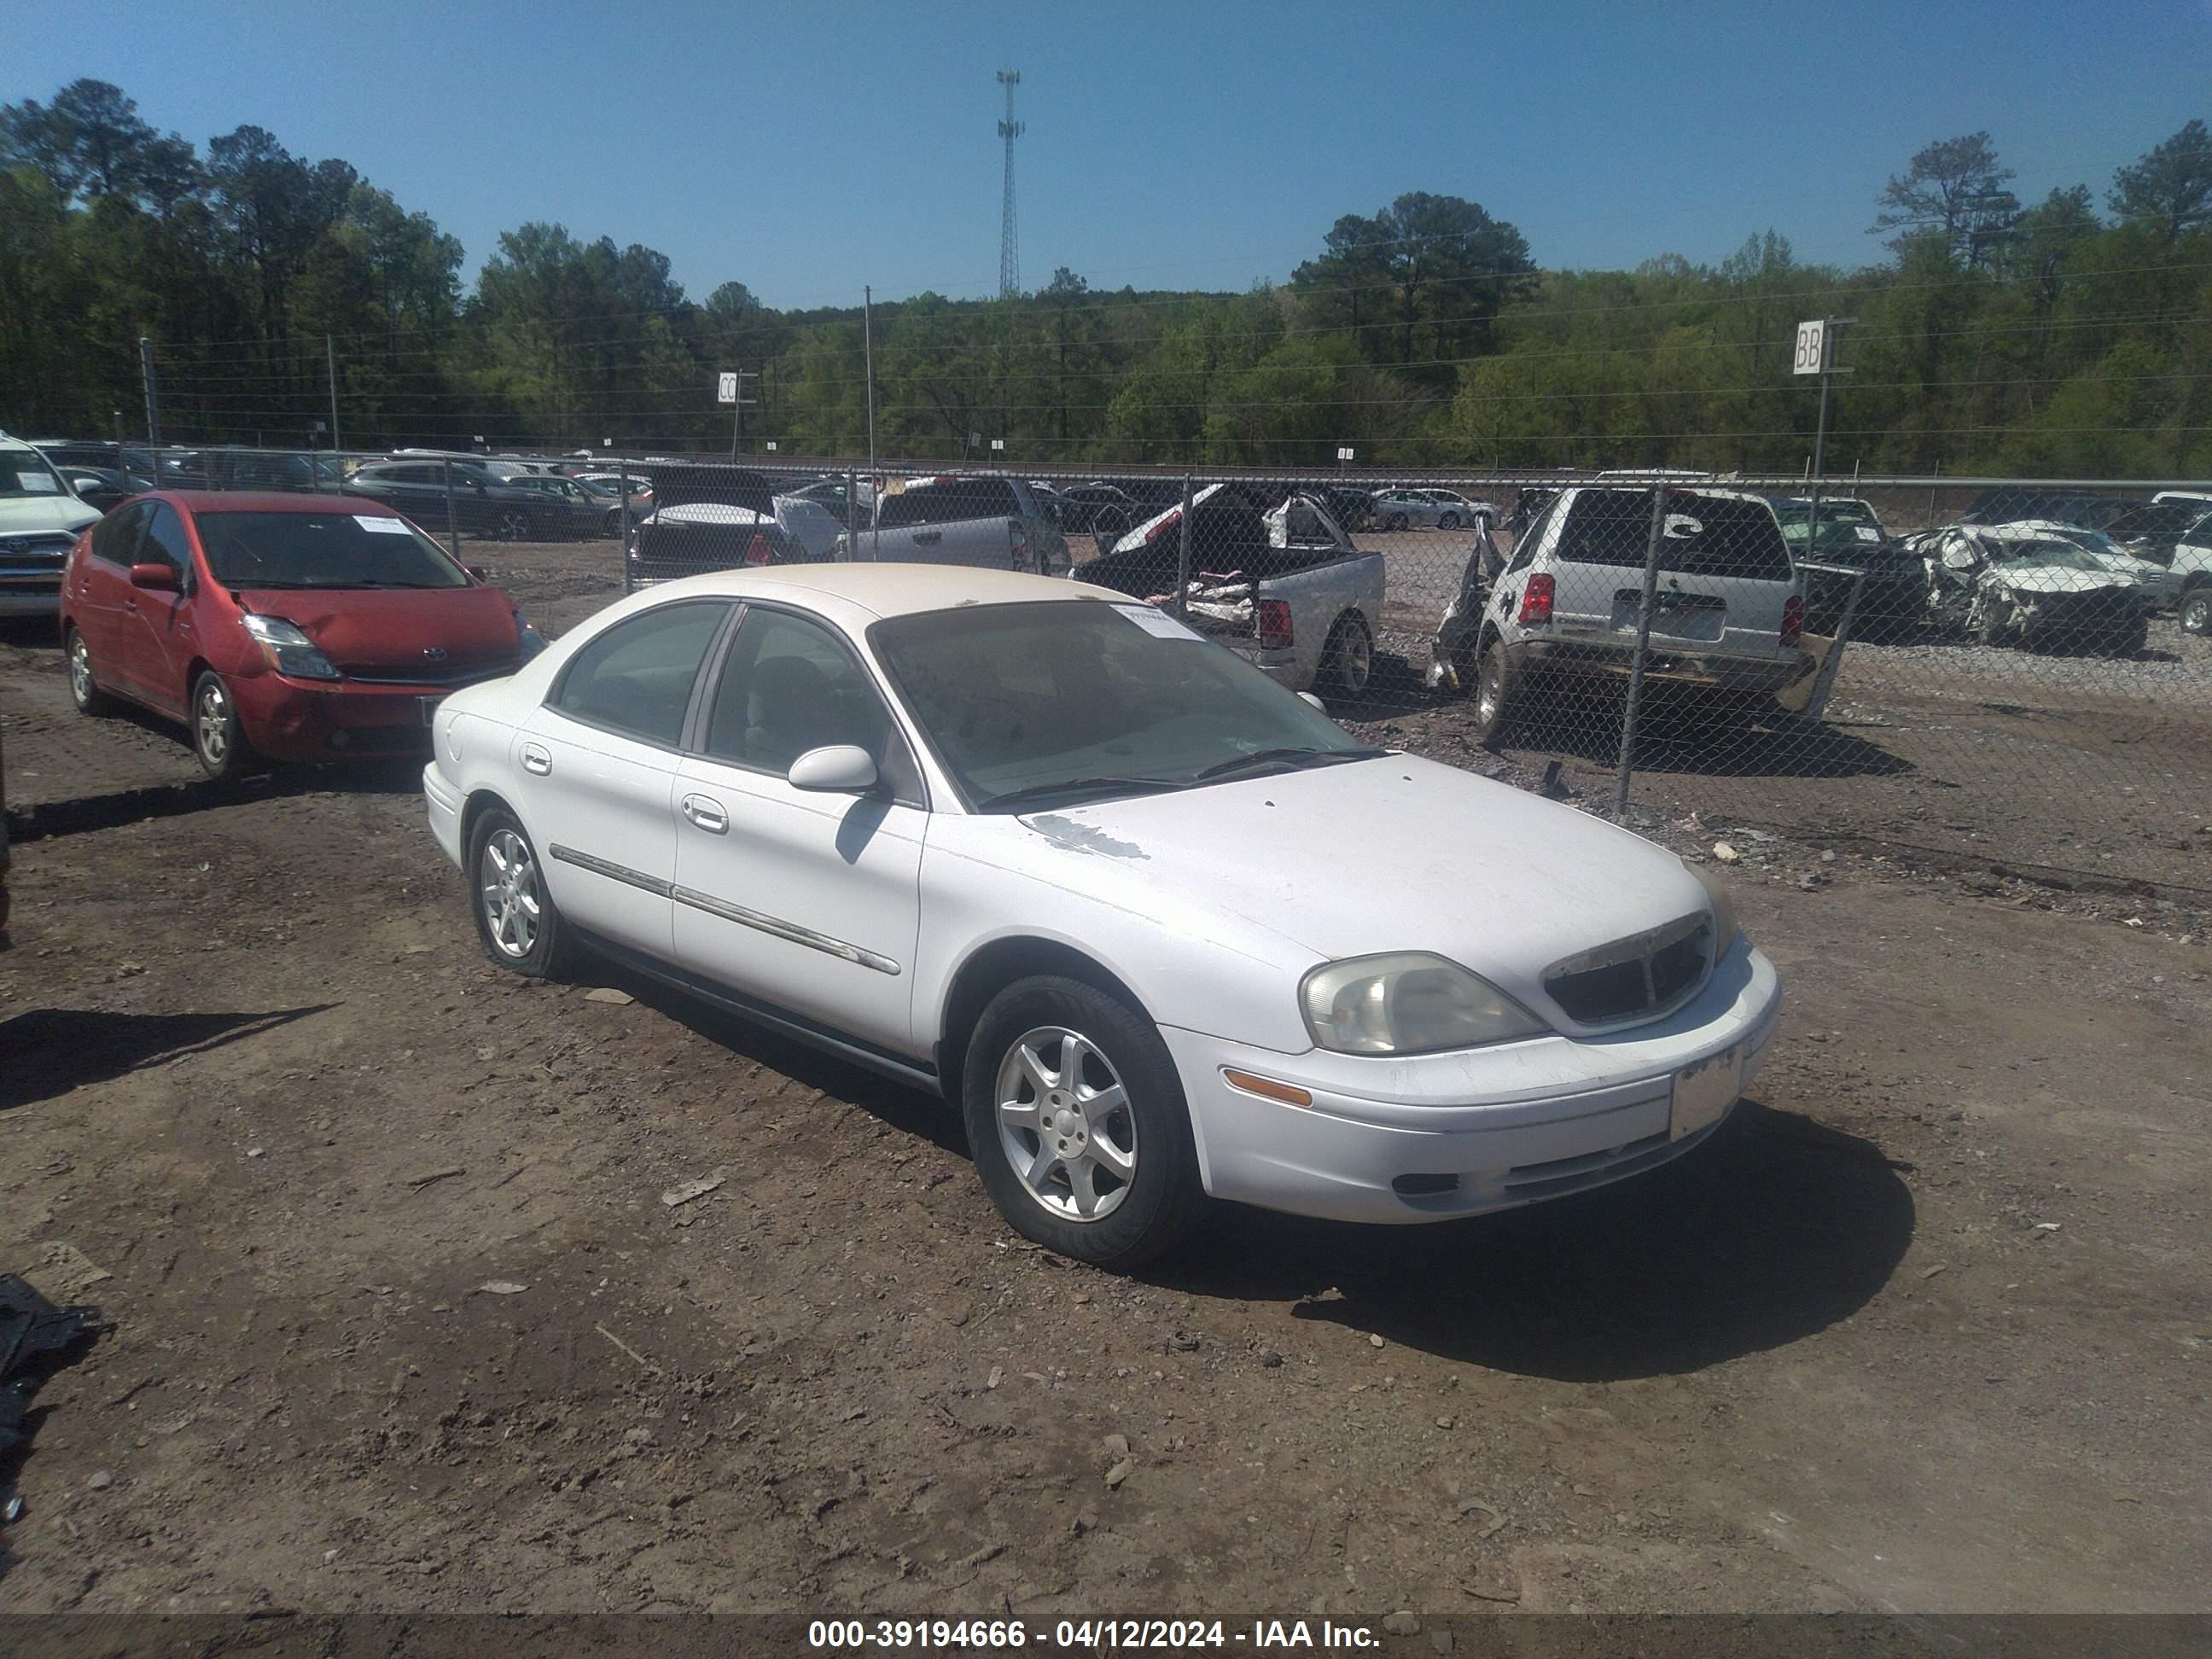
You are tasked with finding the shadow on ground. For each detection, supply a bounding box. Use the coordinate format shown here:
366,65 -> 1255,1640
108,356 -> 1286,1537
1147,1099 -> 1914,1382
0,1005 -> 336,1111
7,758 -> 425,845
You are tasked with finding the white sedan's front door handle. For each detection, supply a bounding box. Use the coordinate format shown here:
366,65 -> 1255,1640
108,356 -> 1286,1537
681,794 -> 729,835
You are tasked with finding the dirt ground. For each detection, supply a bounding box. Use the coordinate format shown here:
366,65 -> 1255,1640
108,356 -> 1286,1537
1,536 -> 2209,1619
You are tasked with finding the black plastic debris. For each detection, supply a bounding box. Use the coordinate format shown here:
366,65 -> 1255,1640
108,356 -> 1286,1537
0,1272 -> 110,1460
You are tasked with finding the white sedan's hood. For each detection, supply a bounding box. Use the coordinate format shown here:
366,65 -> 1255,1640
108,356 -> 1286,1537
1016,754 -> 1711,1015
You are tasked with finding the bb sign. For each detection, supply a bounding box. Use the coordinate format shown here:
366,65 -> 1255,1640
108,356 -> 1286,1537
1792,319 -> 1828,376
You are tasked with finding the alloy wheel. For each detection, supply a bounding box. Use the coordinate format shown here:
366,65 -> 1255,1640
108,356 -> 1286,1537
68,635 -> 96,706
480,829 -> 542,959
994,1026 -> 1138,1222
195,678 -> 231,766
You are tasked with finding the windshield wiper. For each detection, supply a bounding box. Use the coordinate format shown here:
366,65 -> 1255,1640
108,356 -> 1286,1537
1189,746 -> 1385,783
981,775 -> 1187,812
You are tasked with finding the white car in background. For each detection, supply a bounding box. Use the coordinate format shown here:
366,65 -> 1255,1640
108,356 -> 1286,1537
421,565 -> 1780,1266
0,431 -> 103,618
1993,521 -> 2183,609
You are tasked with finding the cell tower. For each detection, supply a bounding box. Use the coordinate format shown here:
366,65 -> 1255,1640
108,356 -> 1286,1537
997,69 -> 1023,299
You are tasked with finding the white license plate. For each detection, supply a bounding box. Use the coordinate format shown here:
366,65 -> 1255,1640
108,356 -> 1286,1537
1671,1040 -> 1743,1141
418,696 -> 444,725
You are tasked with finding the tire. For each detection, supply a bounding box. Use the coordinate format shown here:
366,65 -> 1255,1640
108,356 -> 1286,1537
1468,637 -> 1517,743
467,805 -> 574,979
2181,587 -> 2212,637
1386,514 -> 1408,533
1321,612 -> 1374,698
66,627 -> 114,717
189,670 -> 255,780
962,975 -> 1206,1269
495,509 -> 532,543
1438,513 -> 1460,532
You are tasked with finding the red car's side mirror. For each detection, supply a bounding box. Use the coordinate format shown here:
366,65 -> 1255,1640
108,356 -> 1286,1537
128,562 -> 178,591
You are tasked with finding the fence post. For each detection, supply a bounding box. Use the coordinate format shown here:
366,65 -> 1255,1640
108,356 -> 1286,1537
138,336 -> 162,445
326,334 -> 341,452
1174,473 -> 1194,622
847,467 -> 860,562
443,457 -> 462,563
618,457 -> 632,593
1612,482 -> 1670,818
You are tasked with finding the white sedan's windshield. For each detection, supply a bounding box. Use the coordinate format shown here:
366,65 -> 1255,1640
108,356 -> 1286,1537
870,600 -> 1379,811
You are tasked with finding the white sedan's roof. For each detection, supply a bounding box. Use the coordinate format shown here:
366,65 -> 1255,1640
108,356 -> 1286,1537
628,561 -> 1125,620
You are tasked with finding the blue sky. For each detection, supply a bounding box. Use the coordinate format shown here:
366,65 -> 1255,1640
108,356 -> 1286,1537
9,1 -> 2209,309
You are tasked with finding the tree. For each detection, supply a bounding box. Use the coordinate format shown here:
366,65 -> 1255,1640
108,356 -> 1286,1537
2110,119 -> 2212,246
0,79 -> 200,210
1872,132 -> 2020,265
1292,193 -> 1535,378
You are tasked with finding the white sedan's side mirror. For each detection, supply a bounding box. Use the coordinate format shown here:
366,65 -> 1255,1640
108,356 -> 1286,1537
1297,691 -> 1326,712
788,744 -> 878,793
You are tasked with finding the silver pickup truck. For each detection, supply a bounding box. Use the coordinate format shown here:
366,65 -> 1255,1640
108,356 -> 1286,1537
834,474 -> 1071,574
1080,486 -> 1386,698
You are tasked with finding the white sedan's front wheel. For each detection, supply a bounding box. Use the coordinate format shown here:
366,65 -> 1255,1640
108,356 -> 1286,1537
963,976 -> 1205,1267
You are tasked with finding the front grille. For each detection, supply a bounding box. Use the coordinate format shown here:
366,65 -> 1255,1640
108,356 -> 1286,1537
1544,912 -> 1711,1026
346,658 -> 519,688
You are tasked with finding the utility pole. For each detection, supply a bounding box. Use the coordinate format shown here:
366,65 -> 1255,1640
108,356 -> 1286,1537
716,368 -> 756,458
864,287 -> 879,561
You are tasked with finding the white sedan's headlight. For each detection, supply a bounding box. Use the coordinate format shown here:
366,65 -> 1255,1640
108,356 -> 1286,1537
1686,860 -> 1741,955
1301,952 -> 1547,1055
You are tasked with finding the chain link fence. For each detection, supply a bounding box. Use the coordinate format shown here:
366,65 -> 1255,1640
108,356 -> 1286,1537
20,439 -> 2209,894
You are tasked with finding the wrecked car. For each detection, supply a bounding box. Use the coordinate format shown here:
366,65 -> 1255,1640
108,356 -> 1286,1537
1083,485 -> 1385,697
1968,547 -> 2151,656
422,562 -> 1779,1267
1918,525 -> 2160,653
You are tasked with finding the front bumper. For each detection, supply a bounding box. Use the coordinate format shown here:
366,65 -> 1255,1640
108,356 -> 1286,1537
422,760 -> 463,870
0,573 -> 62,616
236,674 -> 455,761
1162,940 -> 1781,1224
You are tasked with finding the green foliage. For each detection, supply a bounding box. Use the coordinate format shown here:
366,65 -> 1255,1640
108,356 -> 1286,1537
0,82 -> 2204,477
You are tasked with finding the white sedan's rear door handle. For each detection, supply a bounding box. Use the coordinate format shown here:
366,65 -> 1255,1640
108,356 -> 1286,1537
521,742 -> 551,775
681,794 -> 729,834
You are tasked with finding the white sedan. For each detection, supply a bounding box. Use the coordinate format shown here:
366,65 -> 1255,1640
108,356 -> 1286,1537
422,565 -> 1781,1266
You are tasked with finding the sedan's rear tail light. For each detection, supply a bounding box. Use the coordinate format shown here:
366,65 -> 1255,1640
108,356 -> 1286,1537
1781,593 -> 1805,647
1518,572 -> 1556,626
1257,598 -> 1295,649
744,533 -> 774,567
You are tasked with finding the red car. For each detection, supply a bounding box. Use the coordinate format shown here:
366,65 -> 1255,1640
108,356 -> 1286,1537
61,492 -> 545,777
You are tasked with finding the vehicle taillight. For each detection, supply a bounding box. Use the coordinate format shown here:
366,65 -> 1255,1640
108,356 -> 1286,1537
1781,594 -> 1805,647
744,533 -> 774,567
1518,573 -> 1556,626
1144,508 -> 1182,546
1257,598 -> 1294,649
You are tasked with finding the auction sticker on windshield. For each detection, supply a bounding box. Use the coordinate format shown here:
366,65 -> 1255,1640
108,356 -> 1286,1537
1111,602 -> 1203,640
357,515 -> 413,534
1671,1040 -> 1742,1141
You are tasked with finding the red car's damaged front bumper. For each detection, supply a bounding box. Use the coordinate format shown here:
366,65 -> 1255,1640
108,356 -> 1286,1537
234,672 -> 464,761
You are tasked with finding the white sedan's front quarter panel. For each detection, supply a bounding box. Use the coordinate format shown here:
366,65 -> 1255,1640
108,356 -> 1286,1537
911,812 -> 1317,1062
